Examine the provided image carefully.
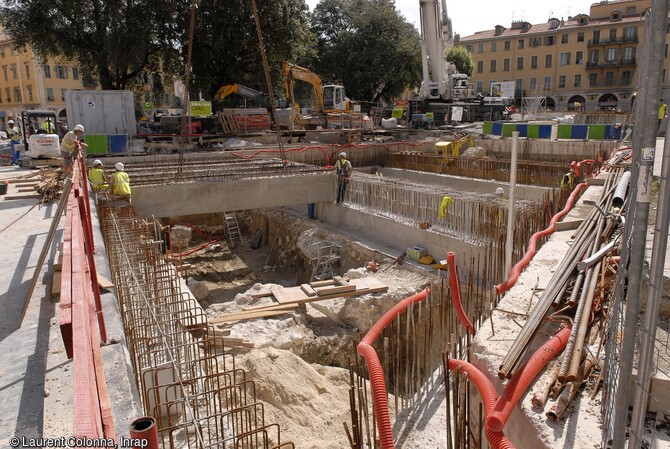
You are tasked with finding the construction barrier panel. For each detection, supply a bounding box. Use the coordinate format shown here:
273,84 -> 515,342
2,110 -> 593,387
491,122 -> 503,136
484,121 -> 624,140
483,121 -> 494,134
502,123 -> 516,137
109,134 -> 128,153
83,135 -> 109,155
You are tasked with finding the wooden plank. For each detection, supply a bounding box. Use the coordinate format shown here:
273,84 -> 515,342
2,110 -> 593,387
4,193 -> 40,200
243,302 -> 304,312
301,283 -> 317,297
271,286 -> 301,304
53,243 -> 63,271
209,309 -> 294,324
315,284 -> 356,296
51,271 -> 62,300
586,177 -> 606,186
250,290 -> 274,299
555,220 -> 583,232
17,187 -> 38,192
310,279 -> 336,288
96,273 -> 114,289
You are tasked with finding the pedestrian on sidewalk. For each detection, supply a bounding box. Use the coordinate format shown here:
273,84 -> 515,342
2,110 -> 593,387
7,119 -> 21,165
335,152 -> 352,204
658,99 -> 667,132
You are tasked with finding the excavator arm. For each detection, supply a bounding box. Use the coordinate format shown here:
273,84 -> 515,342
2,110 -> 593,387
214,83 -> 267,108
282,61 -> 325,113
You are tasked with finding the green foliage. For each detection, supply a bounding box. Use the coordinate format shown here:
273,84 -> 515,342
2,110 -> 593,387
308,0 -> 421,102
446,46 -> 474,76
191,0 -> 313,101
0,0 -> 190,90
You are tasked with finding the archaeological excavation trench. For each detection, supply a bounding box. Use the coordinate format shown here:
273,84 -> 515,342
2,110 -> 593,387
94,138 -> 609,448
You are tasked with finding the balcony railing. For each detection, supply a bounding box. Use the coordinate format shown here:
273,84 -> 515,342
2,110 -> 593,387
588,36 -> 638,46
586,58 -> 637,69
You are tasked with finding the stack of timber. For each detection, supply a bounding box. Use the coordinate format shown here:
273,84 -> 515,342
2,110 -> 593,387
210,276 -> 388,324
36,168 -> 65,204
217,111 -> 238,134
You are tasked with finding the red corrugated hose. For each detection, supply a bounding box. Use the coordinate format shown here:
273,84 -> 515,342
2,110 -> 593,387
447,252 -> 475,335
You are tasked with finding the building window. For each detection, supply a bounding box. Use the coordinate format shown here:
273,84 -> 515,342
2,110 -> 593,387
13,87 -> 21,102
518,39 -> 525,49
4,87 -> 10,103
576,51 -> 584,64
10,65 -> 16,80
577,32 -> 584,42
590,49 -> 599,64
574,74 -> 582,87
609,28 -> 617,41
561,33 -> 569,44
61,88 -> 67,101
491,42 -> 497,52
626,6 -> 636,14
543,76 -> 551,90
592,30 -> 600,44
72,67 -> 79,80
56,65 -> 68,79
476,81 -> 483,93
477,61 -> 484,73
466,45 -> 473,53
530,37 -> 541,47
516,57 -> 523,70
560,52 -> 570,66
503,58 -> 510,71
623,47 -> 634,64
490,59 -> 497,72
589,73 -> 597,87
622,71 -> 632,85
1,65 -> 6,82
530,77 -> 537,90
606,48 -> 617,62
504,40 -> 511,50
624,26 -> 636,41
558,75 -> 566,88
24,63 -> 30,79
545,54 -> 552,68
46,88 -> 54,101
9,47 -> 14,56
0,48 -> 4,58
44,64 -> 51,78
515,78 -> 523,94
478,43 -> 484,53
27,85 -> 33,102
605,71 -> 615,86
531,55 -> 538,69
544,36 -> 555,46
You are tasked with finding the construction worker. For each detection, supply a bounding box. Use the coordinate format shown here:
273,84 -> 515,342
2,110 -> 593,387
335,152 -> 352,204
659,99 -> 667,132
88,159 -> 108,192
561,169 -> 575,190
6,119 -> 21,165
60,124 -> 88,176
41,119 -> 56,134
109,162 -> 131,201
495,187 -> 507,228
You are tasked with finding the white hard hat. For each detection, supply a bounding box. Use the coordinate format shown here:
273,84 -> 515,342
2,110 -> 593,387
115,162 -> 124,171
93,159 -> 103,166
7,119 -> 14,124
495,187 -> 504,195
339,152 -> 347,157
74,124 -> 85,132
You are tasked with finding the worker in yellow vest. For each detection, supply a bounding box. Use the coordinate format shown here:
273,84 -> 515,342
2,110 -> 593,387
60,124 -> 87,176
335,152 -> 352,204
109,162 -> 131,201
88,159 -> 108,192
41,119 -> 56,134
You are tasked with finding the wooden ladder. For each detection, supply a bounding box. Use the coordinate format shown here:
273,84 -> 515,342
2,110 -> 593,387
224,212 -> 242,248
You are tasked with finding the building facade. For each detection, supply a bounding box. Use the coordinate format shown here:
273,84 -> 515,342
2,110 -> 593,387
456,0 -> 660,112
0,28 -> 95,126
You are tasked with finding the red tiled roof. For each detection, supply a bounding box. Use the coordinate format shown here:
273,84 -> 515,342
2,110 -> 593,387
458,15 -> 643,42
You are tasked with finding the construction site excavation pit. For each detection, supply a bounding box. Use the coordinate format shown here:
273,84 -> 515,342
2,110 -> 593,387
109,141 -> 609,448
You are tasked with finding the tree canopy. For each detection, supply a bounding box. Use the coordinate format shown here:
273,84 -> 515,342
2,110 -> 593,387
308,0 -> 422,103
447,46 -> 474,77
0,0 -> 190,91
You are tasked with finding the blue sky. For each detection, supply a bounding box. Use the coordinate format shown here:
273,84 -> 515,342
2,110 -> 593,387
305,0 -> 594,37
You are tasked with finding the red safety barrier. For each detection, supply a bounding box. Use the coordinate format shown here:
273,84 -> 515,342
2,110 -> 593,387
59,159 -> 115,441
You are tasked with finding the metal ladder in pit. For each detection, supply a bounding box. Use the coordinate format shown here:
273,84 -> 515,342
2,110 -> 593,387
224,212 -> 242,248
308,241 -> 342,281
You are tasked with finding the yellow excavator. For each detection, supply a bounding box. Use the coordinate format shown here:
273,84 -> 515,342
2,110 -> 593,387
282,61 -> 354,114
213,83 -> 274,108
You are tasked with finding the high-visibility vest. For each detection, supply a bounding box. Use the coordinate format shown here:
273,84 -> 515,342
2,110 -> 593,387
41,121 -> 55,133
438,196 -> 453,218
111,171 -> 131,196
60,131 -> 77,154
336,159 -> 351,177
88,168 -> 108,191
7,127 -> 20,142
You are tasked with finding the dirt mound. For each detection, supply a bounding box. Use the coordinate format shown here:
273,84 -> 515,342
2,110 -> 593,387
237,347 -> 352,449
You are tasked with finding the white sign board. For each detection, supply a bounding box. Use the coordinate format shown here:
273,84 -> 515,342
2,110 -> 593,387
451,106 -> 463,122
490,81 -> 515,99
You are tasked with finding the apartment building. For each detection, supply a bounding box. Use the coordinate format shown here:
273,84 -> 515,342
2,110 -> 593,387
0,28 -> 94,126
456,0 -> 659,112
